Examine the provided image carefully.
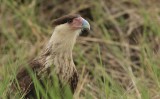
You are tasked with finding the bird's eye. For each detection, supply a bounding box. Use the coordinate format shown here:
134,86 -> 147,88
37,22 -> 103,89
67,19 -> 73,23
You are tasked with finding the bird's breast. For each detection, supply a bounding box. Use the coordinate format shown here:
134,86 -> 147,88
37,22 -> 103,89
44,52 -> 76,83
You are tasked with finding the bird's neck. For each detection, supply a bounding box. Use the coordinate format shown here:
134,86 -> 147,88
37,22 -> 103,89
43,29 -> 79,81
49,29 -> 79,52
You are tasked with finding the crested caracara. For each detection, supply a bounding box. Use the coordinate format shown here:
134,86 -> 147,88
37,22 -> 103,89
12,14 -> 90,96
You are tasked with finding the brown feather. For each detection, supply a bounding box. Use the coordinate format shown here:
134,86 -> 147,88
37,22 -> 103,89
11,14 -> 82,97
12,55 -> 47,94
69,71 -> 78,92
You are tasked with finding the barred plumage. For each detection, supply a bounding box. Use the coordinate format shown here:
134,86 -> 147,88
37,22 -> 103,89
11,14 -> 90,97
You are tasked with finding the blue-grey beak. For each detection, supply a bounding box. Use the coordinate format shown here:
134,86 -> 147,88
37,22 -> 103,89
82,18 -> 90,30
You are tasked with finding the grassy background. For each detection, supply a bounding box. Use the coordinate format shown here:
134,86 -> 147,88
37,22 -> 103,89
0,0 -> 160,99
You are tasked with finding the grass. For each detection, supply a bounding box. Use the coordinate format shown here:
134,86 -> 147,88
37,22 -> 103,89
0,0 -> 160,99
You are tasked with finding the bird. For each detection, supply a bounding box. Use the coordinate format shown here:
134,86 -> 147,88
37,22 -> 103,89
11,14 -> 90,97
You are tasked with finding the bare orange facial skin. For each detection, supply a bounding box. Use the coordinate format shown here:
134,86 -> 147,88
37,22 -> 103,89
70,17 -> 83,29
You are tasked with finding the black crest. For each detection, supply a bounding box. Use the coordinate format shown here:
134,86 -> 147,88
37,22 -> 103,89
52,14 -> 80,26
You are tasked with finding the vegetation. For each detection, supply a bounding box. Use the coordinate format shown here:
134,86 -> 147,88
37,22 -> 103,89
0,0 -> 160,98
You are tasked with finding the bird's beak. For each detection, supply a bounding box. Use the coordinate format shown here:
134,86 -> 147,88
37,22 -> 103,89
82,18 -> 90,30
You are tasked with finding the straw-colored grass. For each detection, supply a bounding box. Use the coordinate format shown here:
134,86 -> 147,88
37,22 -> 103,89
0,0 -> 160,99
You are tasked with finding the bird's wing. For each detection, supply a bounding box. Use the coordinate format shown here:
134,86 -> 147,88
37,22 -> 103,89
12,56 -> 45,95
69,70 -> 79,93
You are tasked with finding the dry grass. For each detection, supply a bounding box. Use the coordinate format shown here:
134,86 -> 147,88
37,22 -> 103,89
0,0 -> 160,99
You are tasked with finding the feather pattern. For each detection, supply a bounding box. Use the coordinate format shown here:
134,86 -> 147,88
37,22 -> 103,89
11,14 -> 82,96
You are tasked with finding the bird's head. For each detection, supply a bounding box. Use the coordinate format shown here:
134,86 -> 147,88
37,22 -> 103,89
52,14 -> 90,37
48,14 -> 90,52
